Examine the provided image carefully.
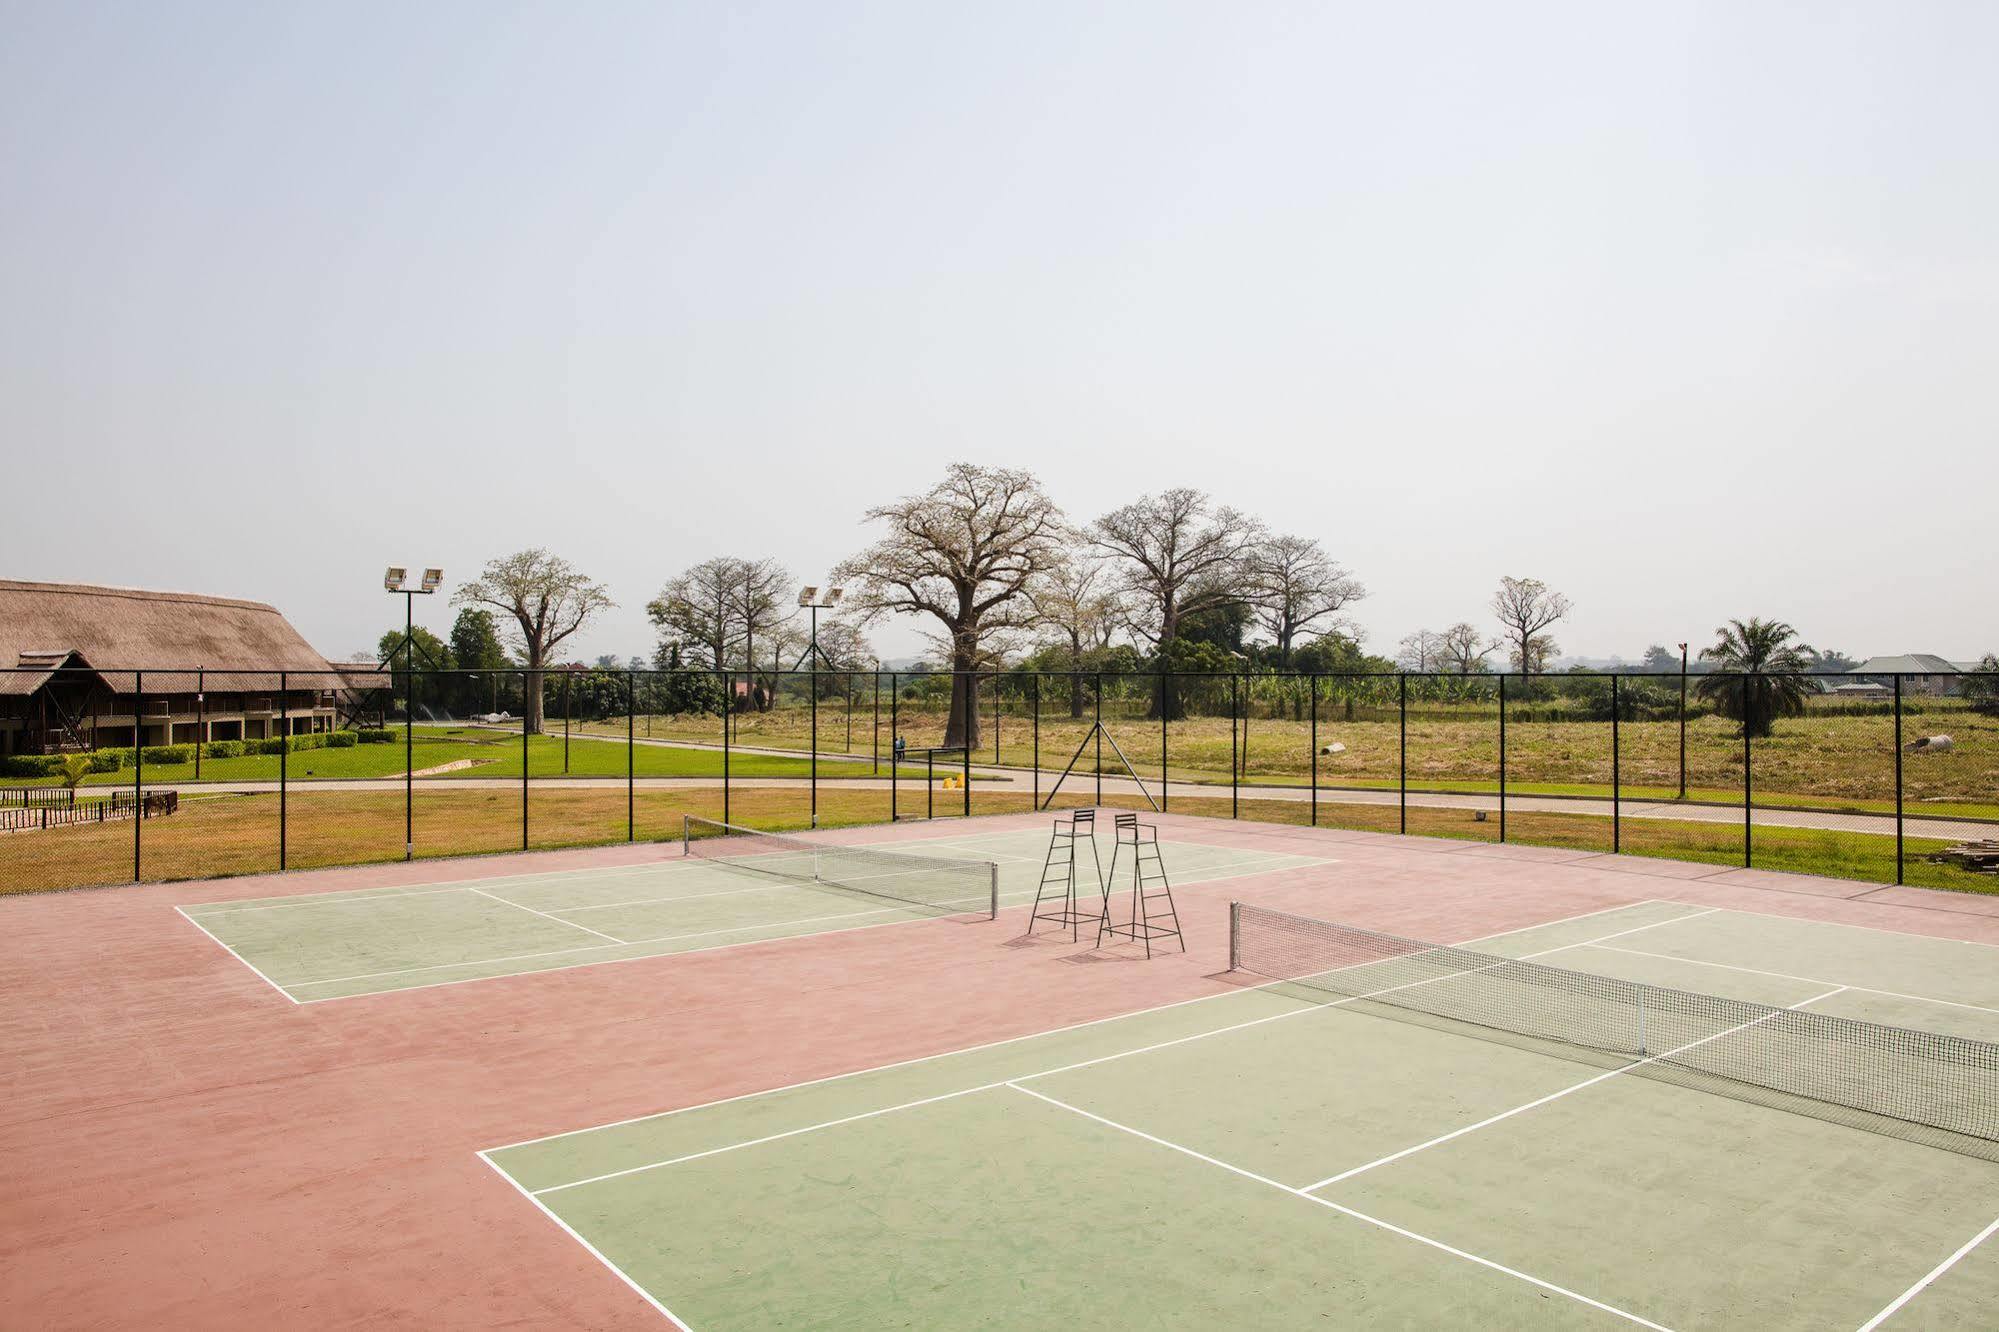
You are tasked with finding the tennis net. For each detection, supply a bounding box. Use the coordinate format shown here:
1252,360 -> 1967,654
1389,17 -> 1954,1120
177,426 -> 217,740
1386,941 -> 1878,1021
1230,902 -> 1999,1162
683,817 -> 998,919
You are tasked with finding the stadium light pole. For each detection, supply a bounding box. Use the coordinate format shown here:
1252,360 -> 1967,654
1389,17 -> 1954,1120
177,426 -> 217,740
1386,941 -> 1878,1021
385,566 -> 443,860
797,587 -> 844,826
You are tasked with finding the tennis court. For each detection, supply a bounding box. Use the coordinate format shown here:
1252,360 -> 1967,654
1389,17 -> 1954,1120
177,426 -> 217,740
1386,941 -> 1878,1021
483,897 -> 1999,1330
176,820 -> 1329,1002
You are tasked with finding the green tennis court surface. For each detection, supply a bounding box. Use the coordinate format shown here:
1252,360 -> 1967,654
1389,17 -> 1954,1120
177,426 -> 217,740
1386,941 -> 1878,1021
176,827 -> 1327,1002
484,900 -> 1999,1330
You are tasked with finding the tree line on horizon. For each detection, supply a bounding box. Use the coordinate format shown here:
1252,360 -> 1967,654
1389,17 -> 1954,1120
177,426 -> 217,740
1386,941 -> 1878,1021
378,464 -> 1996,741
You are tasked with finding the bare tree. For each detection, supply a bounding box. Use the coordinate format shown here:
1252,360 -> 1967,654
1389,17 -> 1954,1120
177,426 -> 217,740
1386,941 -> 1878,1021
834,464 -> 1069,748
815,620 -> 875,671
1437,622 -> 1491,674
645,556 -> 794,712
646,557 -> 742,669
1032,557 -> 1118,718
1491,576 -> 1571,675
1089,488 -> 1264,717
1397,629 -> 1445,672
1252,534 -> 1365,662
453,549 -> 614,733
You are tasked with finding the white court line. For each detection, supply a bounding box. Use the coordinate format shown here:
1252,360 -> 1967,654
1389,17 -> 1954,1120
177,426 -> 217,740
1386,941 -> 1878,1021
172,905 -> 302,1005
484,899 -> 1688,1155
1676,900 -> 1999,955
475,1151 -> 692,1331
1586,944 -> 1999,1019
1300,985 -> 1848,1192
468,888 -> 626,944
1854,1212 -> 1999,1332
1007,1083 -> 1673,1332
285,899 -> 939,990
183,857 -> 692,915
526,905 -> 1706,1195
547,879 -> 818,914
272,851 -> 1328,994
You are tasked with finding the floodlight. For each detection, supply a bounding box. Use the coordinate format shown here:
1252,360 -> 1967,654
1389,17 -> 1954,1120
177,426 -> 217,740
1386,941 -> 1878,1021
421,568 -> 445,593
826,588 -> 844,606
384,567 -> 407,591
798,586 -> 818,606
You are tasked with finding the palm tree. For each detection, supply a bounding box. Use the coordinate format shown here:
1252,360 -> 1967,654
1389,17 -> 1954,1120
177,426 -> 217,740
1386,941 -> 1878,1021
1693,618 -> 1816,738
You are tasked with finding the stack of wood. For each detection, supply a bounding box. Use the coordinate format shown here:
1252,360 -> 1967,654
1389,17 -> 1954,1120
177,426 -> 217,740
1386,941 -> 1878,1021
1931,839 -> 1999,874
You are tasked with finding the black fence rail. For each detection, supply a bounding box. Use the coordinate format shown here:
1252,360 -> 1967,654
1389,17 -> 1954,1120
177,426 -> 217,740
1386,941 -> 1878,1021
0,790 -> 177,833
0,663 -> 1993,895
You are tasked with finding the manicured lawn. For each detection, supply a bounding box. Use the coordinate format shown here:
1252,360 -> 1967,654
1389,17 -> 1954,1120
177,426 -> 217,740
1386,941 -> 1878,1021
32,726 -> 956,787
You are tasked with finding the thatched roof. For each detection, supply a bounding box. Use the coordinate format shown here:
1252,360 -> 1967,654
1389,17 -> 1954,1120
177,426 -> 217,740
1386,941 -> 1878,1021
0,580 -> 339,696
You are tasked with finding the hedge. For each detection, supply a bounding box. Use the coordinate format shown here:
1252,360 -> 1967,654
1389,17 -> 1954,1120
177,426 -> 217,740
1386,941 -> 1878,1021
141,744 -> 194,765
357,729 -> 396,744
326,731 -> 358,748
0,754 -> 63,778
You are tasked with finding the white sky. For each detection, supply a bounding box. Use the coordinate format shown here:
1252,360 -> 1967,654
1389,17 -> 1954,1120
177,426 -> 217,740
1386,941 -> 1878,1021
3,2 -> 1994,666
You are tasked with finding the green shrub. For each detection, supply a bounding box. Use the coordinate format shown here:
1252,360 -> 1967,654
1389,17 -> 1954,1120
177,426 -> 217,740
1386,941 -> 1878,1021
202,740 -> 244,759
87,751 -> 124,774
357,728 -> 395,744
325,731 -> 358,748
0,754 -> 62,778
250,738 -> 289,756
141,744 -> 194,765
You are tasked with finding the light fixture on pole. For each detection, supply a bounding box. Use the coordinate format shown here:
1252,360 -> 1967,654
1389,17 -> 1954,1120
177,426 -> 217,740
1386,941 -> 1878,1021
795,586 -> 844,670
796,586 -> 844,828
384,566 -> 444,860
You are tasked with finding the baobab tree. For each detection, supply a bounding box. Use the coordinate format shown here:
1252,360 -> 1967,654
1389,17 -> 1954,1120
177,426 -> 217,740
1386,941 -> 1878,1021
834,464 -> 1069,750
1491,576 -> 1571,674
1089,488 -> 1264,717
1251,534 -> 1365,663
453,549 -> 613,734
1032,556 -> 1118,718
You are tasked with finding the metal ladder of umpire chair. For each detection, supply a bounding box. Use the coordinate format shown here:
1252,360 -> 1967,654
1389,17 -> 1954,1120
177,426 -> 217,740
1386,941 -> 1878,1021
1096,812 -> 1184,957
1029,808 -> 1106,940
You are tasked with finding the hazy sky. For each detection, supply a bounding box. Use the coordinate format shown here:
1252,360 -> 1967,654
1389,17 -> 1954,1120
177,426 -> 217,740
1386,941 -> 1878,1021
4,2 -> 1994,666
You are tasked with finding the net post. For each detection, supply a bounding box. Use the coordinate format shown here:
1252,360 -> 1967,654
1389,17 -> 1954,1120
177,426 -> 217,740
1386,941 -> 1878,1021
989,862 -> 999,920
1637,988 -> 1648,1057
1228,901 -> 1240,971
681,813 -> 691,854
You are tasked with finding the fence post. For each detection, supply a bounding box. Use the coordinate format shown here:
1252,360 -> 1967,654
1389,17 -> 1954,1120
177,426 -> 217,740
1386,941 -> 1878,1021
1094,671 -> 1103,806
811,665 -> 819,828
872,668 -> 880,773
889,672 -> 898,821
627,672 -> 635,843
722,670 -> 731,827
1743,673 -> 1753,869
279,670 -> 288,871
1231,674 -> 1240,820
1158,664 -> 1168,814
1309,674 -> 1319,828
133,670 -> 143,883
1032,672 -> 1040,810
521,671 -> 529,851
963,727 -> 971,818
1398,673 -> 1407,835
1610,673 -> 1620,855
1894,672 -> 1904,885
1498,673 -> 1508,843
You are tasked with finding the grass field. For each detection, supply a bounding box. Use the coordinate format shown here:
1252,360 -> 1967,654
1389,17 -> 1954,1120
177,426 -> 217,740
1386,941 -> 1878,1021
4,781 -> 1985,898
598,702 -> 1999,820
24,725 -> 951,788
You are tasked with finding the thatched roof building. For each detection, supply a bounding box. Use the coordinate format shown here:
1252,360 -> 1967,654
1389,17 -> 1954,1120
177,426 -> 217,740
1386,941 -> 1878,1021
0,581 -> 352,754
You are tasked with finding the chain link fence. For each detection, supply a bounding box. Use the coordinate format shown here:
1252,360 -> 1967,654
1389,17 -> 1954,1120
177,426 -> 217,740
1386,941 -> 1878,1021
3,665 -> 1993,896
